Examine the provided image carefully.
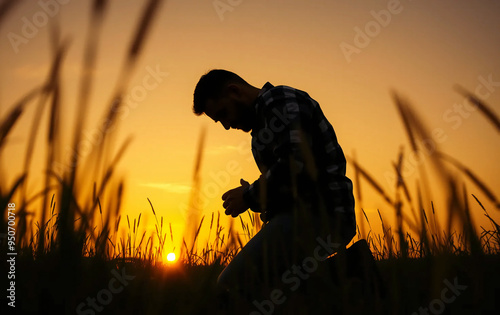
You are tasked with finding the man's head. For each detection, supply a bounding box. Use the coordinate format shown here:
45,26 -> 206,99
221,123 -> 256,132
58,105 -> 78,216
193,69 -> 259,132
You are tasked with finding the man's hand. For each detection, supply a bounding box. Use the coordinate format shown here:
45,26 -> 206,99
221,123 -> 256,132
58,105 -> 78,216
222,179 -> 250,217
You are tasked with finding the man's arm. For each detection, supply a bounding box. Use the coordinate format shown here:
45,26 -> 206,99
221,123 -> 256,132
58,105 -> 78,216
243,94 -> 317,218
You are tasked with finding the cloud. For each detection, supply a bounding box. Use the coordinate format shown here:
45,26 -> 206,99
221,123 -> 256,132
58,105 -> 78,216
13,61 -> 106,81
207,145 -> 243,155
140,182 -> 191,194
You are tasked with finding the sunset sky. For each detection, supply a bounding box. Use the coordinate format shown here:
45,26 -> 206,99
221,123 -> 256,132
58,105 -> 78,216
1,0 -> 499,256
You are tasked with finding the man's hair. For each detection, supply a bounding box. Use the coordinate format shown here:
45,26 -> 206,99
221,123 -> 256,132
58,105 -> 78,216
193,69 -> 249,115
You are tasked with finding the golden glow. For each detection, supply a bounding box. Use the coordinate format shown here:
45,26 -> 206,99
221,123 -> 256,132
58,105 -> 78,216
166,252 -> 176,262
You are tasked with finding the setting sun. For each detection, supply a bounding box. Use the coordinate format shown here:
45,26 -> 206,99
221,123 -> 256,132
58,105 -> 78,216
166,252 -> 176,262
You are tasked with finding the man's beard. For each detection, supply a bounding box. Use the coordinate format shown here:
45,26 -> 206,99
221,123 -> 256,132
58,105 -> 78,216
235,102 -> 253,132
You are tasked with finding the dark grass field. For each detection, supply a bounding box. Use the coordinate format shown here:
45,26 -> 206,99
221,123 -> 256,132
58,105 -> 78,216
3,250 -> 500,314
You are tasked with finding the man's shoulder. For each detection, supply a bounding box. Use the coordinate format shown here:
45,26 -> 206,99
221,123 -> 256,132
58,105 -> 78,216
258,82 -> 312,107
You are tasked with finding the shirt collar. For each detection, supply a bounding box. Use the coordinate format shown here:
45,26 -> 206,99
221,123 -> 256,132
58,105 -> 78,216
251,82 -> 274,136
254,82 -> 274,110
258,82 -> 274,97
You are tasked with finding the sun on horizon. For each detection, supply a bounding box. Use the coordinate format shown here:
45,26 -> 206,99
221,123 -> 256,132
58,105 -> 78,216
166,252 -> 176,263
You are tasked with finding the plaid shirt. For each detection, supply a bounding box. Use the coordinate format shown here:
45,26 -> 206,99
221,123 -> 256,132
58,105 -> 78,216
243,82 -> 355,226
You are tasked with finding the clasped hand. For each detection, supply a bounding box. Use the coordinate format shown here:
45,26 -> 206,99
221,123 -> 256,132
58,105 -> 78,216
222,179 -> 250,217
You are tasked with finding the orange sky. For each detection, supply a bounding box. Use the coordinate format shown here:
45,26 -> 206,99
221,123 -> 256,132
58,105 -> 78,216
1,0 -> 500,258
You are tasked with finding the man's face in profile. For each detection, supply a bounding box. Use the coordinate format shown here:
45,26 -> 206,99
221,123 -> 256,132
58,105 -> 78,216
205,91 -> 253,132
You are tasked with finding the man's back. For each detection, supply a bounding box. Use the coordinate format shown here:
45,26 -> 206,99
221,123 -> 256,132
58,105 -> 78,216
243,82 -> 355,235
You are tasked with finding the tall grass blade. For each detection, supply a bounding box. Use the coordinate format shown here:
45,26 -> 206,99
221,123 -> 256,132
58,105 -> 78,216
72,0 -> 108,190
127,0 -> 163,63
0,175 -> 26,238
0,0 -> 20,24
392,92 -> 418,152
438,152 -> 500,210
454,85 -> 500,132
462,184 -> 482,255
348,156 -> 393,206
0,87 -> 41,150
183,126 -> 206,259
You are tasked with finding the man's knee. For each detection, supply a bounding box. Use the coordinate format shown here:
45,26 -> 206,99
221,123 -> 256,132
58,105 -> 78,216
217,266 -> 234,291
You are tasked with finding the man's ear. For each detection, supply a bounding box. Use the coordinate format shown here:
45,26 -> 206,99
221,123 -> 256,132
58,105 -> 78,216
226,83 -> 242,98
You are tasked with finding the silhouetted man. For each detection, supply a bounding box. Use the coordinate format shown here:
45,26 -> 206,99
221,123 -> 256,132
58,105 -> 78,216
193,69 -> 356,305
